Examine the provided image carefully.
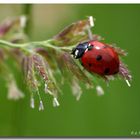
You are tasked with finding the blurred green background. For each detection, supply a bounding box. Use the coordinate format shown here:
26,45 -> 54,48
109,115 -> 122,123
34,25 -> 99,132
0,4 -> 139,137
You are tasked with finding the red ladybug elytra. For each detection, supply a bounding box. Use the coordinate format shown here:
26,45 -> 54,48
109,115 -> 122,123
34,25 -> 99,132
71,40 -> 120,76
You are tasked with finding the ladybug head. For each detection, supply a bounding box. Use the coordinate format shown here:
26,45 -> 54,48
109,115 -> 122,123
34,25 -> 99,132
71,42 -> 89,59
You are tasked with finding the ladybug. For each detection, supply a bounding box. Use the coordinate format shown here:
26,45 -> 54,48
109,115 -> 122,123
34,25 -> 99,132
71,40 -> 120,76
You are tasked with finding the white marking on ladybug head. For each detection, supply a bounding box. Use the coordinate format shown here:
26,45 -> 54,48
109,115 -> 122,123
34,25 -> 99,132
75,49 -> 79,58
88,44 -> 90,46
85,48 -> 88,53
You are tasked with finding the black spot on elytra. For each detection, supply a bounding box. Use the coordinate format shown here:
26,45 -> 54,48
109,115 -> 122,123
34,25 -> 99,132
96,55 -> 102,61
104,68 -> 110,74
